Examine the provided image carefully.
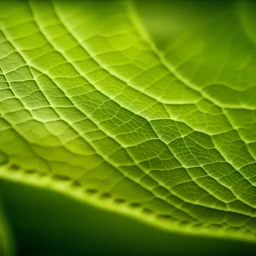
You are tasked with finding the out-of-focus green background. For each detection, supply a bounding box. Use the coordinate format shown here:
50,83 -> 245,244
1,180 -> 255,256
134,0 -> 238,49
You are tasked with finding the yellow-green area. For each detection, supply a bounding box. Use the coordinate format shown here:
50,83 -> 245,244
0,0 -> 256,244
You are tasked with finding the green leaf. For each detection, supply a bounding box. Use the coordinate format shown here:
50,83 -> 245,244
0,0 -> 255,243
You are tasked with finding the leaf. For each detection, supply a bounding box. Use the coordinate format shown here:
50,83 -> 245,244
0,0 -> 255,243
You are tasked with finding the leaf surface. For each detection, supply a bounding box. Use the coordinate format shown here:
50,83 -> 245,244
0,0 -> 256,243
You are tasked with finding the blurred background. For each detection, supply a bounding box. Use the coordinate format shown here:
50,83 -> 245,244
1,180 -> 255,256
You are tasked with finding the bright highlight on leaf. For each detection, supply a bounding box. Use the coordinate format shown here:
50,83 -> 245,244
0,0 -> 256,244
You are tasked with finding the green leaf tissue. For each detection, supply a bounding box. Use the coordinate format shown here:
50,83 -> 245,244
0,0 -> 256,252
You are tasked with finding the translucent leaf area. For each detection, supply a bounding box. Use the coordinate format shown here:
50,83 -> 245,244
0,0 -> 256,243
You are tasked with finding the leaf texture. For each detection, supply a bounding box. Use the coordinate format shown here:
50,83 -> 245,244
0,0 -> 256,243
